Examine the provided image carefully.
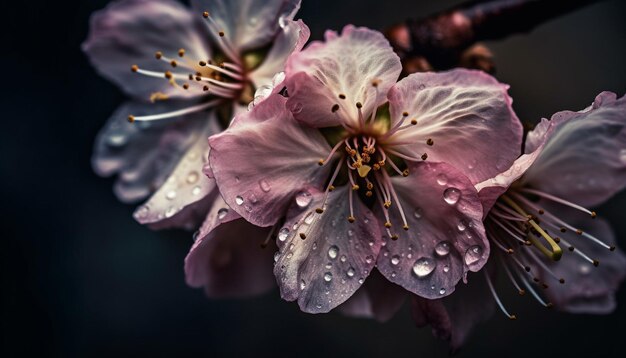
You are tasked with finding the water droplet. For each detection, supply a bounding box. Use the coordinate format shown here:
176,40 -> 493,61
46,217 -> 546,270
249,194 -> 258,204
136,206 -> 149,218
192,186 -> 202,196
259,179 -> 271,192
358,278 -> 364,284
412,257 -> 436,277
579,263 -> 592,275
464,245 -> 483,266
391,271 -> 397,278
165,207 -> 177,218
165,190 -> 177,200
278,228 -> 289,241
347,229 -> 354,237
295,191 -> 312,207
340,255 -> 347,263
273,252 -> 280,262
300,280 -> 306,290
324,272 -> 333,282
328,245 -> 339,259
391,255 -> 400,266
439,288 -> 446,295
235,176 -> 240,183
435,241 -> 450,257
436,174 -> 448,186
443,265 -> 450,273
418,84 -> 426,90
325,262 -> 332,269
414,207 -> 423,219
443,187 -> 461,205
291,102 -> 303,114
347,267 -> 355,277
312,241 -> 318,250
365,255 -> 374,264
186,171 -> 199,184
457,219 -> 467,232
620,149 -> 626,164
235,196 -> 244,205
217,208 -> 228,220
107,134 -> 127,147
304,212 -> 315,224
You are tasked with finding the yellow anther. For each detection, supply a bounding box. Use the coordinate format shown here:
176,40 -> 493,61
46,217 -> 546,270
402,225 -> 409,231
338,93 -> 346,100
131,64 -> 139,72
149,92 -> 169,102
127,115 -> 135,123
366,182 -> 374,190
164,71 -> 173,79
348,216 -> 356,223
202,11 -> 209,18
352,184 -> 360,191
357,165 -> 371,178
315,208 -> 324,214
402,169 -> 409,177
378,160 -> 385,167
384,222 -> 392,228
402,111 -> 409,117
591,211 -> 597,218
372,163 -> 381,171
155,51 -> 163,59
318,159 -> 325,166
421,153 -> 428,161
178,48 -> 185,57
299,233 -> 307,240
391,235 -> 399,241
356,102 -> 363,109
426,138 -> 434,146
383,201 -> 391,209
365,191 -> 373,197
219,31 -> 225,37
328,185 -> 335,191
411,119 -> 417,125
170,60 -> 177,67
331,104 -> 340,113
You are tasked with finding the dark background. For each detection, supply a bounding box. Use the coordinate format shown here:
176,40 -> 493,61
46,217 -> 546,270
2,0 -> 626,356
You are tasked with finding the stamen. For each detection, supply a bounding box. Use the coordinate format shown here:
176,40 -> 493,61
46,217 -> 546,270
318,140 -> 344,167
488,215 -> 528,245
202,12 -> 241,65
484,271 -> 517,320
316,160 -> 344,214
520,274 -> 552,308
524,249 -> 565,284
375,187 -> 395,239
558,237 -> 600,267
383,171 -> 409,230
128,99 -> 221,122
260,224 -> 278,248
519,188 -> 598,218
348,186 -> 356,223
498,254 -> 526,295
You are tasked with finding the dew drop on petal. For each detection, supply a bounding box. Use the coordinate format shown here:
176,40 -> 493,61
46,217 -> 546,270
443,265 -> 450,273
340,255 -> 347,263
235,196 -> 244,205
443,187 -> 461,205
259,179 -> 271,192
166,190 -> 177,200
412,257 -> 436,277
249,194 -> 258,204
304,212 -> 315,224
273,252 -> 280,262
186,171 -> 199,184
107,134 -> 127,147
347,267 -> 355,277
136,206 -> 149,219
436,174 -> 448,186
192,186 -> 202,196
439,288 -> 446,295
435,241 -> 451,257
464,245 -> 483,266
619,149 -> 626,164
391,255 -> 400,266
413,207 -> 423,219
328,245 -> 339,259
365,255 -> 374,264
358,278 -> 364,284
278,228 -> 289,241
217,208 -> 228,220
165,207 -> 177,218
457,219 -> 467,232
295,191 -> 312,208
324,272 -> 333,282
300,280 -> 306,290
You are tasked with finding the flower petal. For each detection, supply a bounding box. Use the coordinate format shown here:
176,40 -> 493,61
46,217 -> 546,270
274,186 -> 383,313
376,162 -> 488,299
285,25 -> 402,128
249,20 -> 310,89
529,201 -> 626,314
337,269 -> 406,322
411,271 -> 494,352
83,0 -> 211,100
185,195 -> 276,298
133,117 -> 221,229
191,0 -> 301,52
521,92 -> 626,208
92,101 -> 212,203
386,69 -> 522,184
208,93 -> 332,227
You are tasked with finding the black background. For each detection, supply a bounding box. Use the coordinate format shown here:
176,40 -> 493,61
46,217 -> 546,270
2,0 -> 626,357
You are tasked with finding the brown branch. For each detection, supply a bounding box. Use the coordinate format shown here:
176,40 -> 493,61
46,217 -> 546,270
386,0 -> 602,73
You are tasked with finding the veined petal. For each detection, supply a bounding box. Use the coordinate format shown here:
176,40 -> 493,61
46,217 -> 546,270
337,269 -> 406,322
521,92 -> 626,208
528,202 -> 626,314
191,0 -> 301,52
133,116 -> 221,229
285,25 -> 401,128
83,0 -> 211,100
411,271 -> 494,352
249,20 -> 310,89
185,195 -> 276,298
377,162 -> 488,299
208,93 -> 332,227
386,69 -> 522,184
274,187 -> 383,313
92,101 -> 211,203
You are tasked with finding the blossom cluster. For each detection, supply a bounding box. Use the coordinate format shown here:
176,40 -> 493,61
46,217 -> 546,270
84,0 -> 626,348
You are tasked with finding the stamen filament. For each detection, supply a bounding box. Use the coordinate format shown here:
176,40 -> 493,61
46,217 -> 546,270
519,188 -> 597,218
484,270 -> 517,320
129,100 -> 221,122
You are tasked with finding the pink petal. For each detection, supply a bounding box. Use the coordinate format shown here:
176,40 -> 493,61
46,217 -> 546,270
249,20 -> 310,88
208,93 -> 332,227
521,92 -> 626,208
376,162 -> 489,299
285,25 -> 401,128
386,69 -> 522,184
190,0 -> 301,52
185,195 -> 276,298
83,0 -> 211,100
92,101 -> 212,204
133,118 -> 221,229
529,202 -> 626,314
274,186 -> 383,313
411,271 -> 495,352
337,269 -> 406,322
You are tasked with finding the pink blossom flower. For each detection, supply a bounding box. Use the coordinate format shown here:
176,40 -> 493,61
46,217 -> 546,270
205,25 -> 522,313
83,0 -> 309,231
83,0 -> 308,298
412,92 -> 626,349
